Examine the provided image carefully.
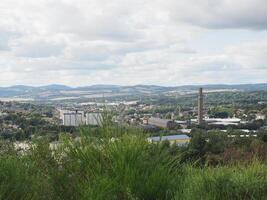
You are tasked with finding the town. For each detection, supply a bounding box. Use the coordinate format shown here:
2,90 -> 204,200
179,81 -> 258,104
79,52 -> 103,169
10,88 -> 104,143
1,87 -> 266,146
1,0 -> 267,198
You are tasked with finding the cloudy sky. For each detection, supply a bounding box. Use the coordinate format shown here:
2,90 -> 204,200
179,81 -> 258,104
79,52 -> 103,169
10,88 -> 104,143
0,0 -> 267,86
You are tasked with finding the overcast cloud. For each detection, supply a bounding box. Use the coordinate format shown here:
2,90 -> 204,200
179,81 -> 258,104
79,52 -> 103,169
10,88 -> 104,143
0,0 -> 266,86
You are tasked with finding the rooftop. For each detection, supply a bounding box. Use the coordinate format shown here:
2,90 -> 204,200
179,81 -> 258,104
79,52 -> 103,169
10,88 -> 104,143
148,134 -> 190,142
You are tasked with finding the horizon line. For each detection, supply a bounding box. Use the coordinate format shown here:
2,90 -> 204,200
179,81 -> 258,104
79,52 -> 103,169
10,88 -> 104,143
1,82 -> 267,88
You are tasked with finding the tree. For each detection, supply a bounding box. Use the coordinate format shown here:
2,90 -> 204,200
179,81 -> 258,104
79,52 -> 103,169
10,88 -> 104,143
189,132 -> 207,157
205,131 -> 227,154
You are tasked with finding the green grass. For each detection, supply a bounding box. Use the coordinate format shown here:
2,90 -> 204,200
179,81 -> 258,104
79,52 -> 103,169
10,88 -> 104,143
176,161 -> 267,200
0,123 -> 267,199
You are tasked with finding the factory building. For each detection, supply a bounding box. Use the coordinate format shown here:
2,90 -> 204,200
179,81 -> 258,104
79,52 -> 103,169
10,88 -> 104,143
148,117 -> 176,129
205,118 -> 241,126
147,135 -> 190,146
86,113 -> 102,126
60,110 -> 84,127
191,117 -> 242,126
58,109 -> 104,127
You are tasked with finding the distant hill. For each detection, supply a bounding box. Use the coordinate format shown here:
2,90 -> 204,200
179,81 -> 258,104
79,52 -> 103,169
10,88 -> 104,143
176,83 -> 267,91
0,83 -> 266,101
38,84 -> 73,91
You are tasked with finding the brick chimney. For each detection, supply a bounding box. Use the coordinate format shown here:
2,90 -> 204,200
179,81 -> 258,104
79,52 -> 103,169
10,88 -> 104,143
198,88 -> 203,124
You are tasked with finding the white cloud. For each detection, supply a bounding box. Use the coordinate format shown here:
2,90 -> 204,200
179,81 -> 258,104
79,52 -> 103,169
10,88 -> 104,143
225,40 -> 267,69
0,0 -> 266,86
10,35 -> 66,58
168,0 -> 267,30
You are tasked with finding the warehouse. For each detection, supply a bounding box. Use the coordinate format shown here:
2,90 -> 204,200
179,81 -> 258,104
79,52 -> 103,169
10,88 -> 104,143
148,117 -> 176,129
147,134 -> 190,146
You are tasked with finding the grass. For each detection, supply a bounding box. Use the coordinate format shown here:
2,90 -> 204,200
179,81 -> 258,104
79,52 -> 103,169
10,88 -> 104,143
0,121 -> 267,199
176,161 -> 267,200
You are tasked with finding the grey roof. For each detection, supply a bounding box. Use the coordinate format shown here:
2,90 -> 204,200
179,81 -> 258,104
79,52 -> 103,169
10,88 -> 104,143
148,134 -> 190,142
148,117 -> 174,128
149,117 -> 172,123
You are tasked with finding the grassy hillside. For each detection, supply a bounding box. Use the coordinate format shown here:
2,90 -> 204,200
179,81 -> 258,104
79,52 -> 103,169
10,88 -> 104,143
0,124 -> 267,200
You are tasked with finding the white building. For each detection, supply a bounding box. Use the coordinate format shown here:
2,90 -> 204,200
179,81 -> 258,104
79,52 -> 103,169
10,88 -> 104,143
58,109 -> 103,126
191,117 -> 242,126
256,113 -> 266,120
147,135 -> 191,146
86,113 -> 102,126
60,110 -> 85,126
148,117 -> 176,129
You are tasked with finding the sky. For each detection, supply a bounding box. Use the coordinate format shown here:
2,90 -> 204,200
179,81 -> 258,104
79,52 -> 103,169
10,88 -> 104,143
0,0 -> 267,86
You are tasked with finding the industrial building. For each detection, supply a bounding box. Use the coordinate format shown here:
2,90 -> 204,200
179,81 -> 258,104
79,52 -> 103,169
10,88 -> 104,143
86,113 -> 102,126
147,134 -> 190,146
59,109 -> 103,127
205,118 -> 241,126
194,88 -> 245,126
148,117 -> 176,129
60,110 -> 84,127
191,117 -> 242,126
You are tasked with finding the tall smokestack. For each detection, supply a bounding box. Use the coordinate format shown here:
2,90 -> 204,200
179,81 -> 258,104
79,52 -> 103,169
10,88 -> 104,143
198,88 -> 203,124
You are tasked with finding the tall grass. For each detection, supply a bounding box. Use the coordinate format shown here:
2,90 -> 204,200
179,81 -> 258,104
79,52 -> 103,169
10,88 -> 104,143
60,125 -> 182,200
176,161 -> 267,200
0,117 -> 267,199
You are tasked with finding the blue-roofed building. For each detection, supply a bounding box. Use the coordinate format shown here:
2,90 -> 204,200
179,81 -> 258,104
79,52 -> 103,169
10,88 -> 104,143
147,134 -> 191,146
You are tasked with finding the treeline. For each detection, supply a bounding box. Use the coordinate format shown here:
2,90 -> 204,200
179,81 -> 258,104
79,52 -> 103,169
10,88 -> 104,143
0,111 -> 77,141
193,119 -> 266,130
178,129 -> 267,166
143,91 -> 267,108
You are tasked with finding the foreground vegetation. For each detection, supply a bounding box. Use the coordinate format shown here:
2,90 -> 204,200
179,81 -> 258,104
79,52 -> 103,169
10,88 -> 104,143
1,123 -> 267,199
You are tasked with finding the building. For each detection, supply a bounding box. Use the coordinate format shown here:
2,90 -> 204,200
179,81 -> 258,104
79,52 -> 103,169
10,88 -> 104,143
148,117 -> 176,129
175,120 -> 189,128
191,117 -> 242,126
204,117 -> 241,126
147,134 -> 191,146
142,117 -> 149,125
60,110 -> 84,126
198,88 -> 204,124
86,113 -> 102,126
180,129 -> 191,134
256,113 -> 266,120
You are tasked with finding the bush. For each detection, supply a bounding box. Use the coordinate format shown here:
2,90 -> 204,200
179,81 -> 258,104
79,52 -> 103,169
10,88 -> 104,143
0,124 -> 267,199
